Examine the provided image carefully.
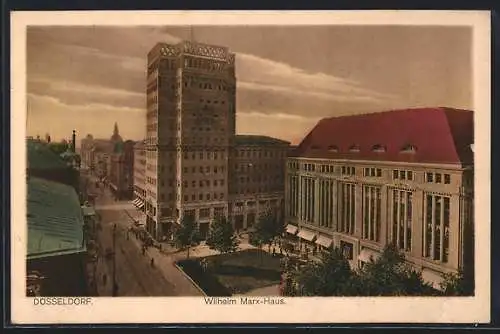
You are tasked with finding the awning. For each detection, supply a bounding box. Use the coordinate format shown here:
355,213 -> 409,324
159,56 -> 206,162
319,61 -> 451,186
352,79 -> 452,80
297,229 -> 317,242
137,202 -> 145,209
358,248 -> 381,263
422,268 -> 445,290
315,235 -> 333,248
286,224 -> 298,235
132,198 -> 142,206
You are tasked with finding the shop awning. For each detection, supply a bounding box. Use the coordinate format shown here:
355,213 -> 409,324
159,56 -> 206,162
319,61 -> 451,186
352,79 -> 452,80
297,229 -> 317,242
358,248 -> 381,263
286,224 -> 298,235
315,235 -> 333,248
137,202 -> 144,209
422,268 -> 445,290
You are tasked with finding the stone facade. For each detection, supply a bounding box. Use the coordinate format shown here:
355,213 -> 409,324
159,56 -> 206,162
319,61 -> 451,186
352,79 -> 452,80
138,40 -> 289,240
285,108 -> 474,289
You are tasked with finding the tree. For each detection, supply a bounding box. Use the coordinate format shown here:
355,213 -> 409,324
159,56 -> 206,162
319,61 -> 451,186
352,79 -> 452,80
294,247 -> 355,296
249,210 -> 284,253
440,270 -> 474,296
172,215 -> 201,259
357,244 -> 433,296
206,216 -> 240,255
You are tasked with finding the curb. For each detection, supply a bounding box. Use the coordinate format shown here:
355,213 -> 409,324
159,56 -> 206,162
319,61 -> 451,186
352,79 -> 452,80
173,263 -> 207,297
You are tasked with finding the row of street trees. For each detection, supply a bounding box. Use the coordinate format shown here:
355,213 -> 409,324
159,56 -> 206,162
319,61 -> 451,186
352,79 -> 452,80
172,210 -> 284,260
282,244 -> 474,297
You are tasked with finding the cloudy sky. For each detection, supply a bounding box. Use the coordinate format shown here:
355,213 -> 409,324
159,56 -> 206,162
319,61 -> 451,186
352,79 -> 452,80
26,25 -> 472,144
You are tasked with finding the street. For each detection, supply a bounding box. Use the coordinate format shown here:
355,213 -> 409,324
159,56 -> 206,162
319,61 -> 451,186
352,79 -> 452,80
91,180 -> 178,296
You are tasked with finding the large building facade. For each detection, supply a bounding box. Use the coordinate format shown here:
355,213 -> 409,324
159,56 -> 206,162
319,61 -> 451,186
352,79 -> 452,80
285,108 -> 474,289
136,40 -> 289,240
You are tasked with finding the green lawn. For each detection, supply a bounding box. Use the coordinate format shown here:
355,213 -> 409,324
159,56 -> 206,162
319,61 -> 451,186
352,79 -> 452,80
203,249 -> 282,294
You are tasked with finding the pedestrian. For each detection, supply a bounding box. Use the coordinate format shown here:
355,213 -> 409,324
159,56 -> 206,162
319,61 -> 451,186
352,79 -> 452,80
272,247 -> 276,256
150,258 -> 155,267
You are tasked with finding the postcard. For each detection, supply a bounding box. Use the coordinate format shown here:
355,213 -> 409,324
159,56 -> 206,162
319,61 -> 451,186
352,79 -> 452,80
11,10 -> 491,324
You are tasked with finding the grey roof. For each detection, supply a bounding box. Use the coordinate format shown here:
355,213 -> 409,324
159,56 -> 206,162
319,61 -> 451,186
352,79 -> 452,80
27,140 -> 69,170
27,177 -> 85,259
234,135 -> 290,147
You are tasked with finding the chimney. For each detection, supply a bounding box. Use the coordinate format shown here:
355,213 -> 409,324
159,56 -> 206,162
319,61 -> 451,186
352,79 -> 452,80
72,130 -> 76,153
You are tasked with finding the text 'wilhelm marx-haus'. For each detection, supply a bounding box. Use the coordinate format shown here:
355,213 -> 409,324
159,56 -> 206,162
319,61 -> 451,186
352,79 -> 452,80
285,108 -> 474,289
133,41 -> 289,241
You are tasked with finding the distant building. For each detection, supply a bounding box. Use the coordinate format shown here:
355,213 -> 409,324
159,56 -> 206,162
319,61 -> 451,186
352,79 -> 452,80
109,139 -> 135,200
285,107 -> 474,290
27,177 -> 87,296
135,40 -> 289,240
228,135 -> 289,233
132,140 -> 146,212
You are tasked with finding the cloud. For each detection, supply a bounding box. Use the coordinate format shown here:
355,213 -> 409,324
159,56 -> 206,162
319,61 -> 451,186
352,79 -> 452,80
235,52 -> 401,105
28,93 -> 144,114
26,26 -> 407,141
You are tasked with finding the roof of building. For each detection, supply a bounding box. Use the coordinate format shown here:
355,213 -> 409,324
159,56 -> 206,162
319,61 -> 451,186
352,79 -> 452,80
27,140 -> 70,170
235,135 -> 290,147
291,107 -> 473,166
27,177 -> 85,260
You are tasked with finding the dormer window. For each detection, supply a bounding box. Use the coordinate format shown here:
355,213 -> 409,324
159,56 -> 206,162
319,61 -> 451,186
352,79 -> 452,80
401,144 -> 417,153
372,144 -> 386,153
348,145 -> 360,153
328,145 -> 339,152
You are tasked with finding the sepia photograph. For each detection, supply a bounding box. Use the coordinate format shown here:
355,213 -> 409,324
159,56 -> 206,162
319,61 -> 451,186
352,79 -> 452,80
11,11 -> 490,324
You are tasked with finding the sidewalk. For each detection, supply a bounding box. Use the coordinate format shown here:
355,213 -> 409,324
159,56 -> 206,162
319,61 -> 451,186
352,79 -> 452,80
126,230 -> 203,296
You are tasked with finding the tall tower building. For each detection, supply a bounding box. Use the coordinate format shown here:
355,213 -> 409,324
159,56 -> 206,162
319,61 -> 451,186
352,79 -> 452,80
145,40 -> 236,239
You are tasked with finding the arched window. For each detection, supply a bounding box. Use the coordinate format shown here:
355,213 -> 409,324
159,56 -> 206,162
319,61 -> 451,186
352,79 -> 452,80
328,145 -> 339,152
348,144 -> 360,153
401,144 -> 417,153
372,144 -> 386,153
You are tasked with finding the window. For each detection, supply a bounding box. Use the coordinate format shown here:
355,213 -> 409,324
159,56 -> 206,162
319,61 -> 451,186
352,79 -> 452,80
393,170 -> 399,180
424,195 -> 450,263
349,145 -> 360,153
372,144 -> 386,153
426,172 -> 434,183
337,183 -> 355,234
199,208 -> 210,218
192,181 -> 196,187
391,190 -> 413,252
362,186 -> 381,242
199,194 -> 203,200
328,145 -> 339,152
436,174 -> 442,183
400,170 -> 406,180
407,171 -> 413,181
444,174 -> 451,184
207,194 -> 211,200
184,195 -> 188,202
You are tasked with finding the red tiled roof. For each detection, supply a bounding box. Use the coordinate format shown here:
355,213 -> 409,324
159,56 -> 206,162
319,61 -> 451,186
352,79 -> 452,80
292,107 -> 473,166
